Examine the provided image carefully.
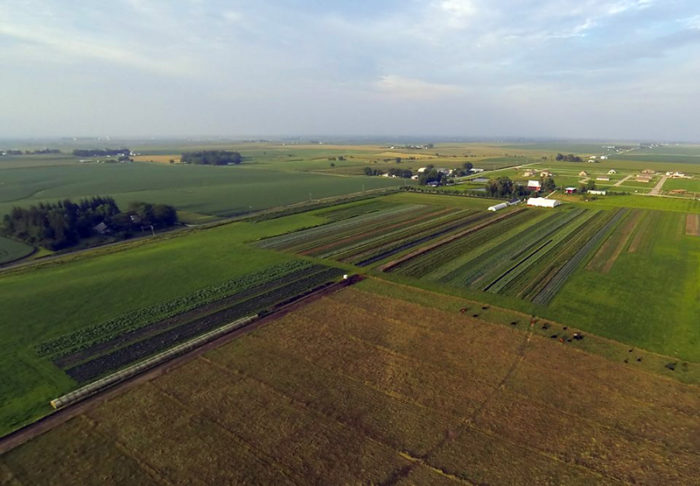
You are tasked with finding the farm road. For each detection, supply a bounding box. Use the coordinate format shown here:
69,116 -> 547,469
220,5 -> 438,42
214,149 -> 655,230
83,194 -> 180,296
650,175 -> 668,195
614,175 -> 632,187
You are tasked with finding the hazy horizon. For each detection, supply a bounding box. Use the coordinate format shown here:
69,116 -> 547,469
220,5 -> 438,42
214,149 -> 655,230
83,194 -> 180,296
2,1 -> 699,140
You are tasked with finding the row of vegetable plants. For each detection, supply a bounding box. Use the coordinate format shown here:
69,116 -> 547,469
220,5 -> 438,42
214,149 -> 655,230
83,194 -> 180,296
531,209 -> 628,305
331,210 -> 489,266
482,210 -> 601,294
256,204 -> 425,251
53,264 -> 332,369
36,260 -> 313,358
389,209 -> 543,278
438,209 -> 585,287
64,266 -> 345,383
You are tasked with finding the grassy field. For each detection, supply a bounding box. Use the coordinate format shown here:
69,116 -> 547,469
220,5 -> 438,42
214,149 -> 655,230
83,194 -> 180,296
2,282 -> 697,484
0,213 -> 329,435
0,236 -> 33,264
0,162 -> 404,222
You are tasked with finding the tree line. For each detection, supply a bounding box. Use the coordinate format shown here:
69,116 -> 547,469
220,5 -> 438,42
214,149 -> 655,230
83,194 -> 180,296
181,150 -> 242,165
555,153 -> 583,162
2,197 -> 178,250
484,176 -> 555,198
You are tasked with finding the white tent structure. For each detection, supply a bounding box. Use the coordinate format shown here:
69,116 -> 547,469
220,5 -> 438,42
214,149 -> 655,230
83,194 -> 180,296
527,197 -> 561,208
488,202 -> 508,212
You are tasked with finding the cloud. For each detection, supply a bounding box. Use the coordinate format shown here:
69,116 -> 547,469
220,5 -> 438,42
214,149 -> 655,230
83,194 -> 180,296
374,75 -> 464,100
437,0 -> 479,28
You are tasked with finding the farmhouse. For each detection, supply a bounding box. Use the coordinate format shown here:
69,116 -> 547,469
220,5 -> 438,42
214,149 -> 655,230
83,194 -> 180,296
527,180 -> 541,191
636,176 -> 652,183
588,190 -> 607,195
527,197 -> 561,208
608,169 -> 617,175
565,187 -> 577,194
600,155 -> 608,160
488,202 -> 508,212
522,170 -> 534,177
540,170 -> 553,177
578,171 -> 588,177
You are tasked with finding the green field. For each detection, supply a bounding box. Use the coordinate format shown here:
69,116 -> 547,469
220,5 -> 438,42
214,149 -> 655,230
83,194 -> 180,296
1,140 -> 699,448
0,236 -> 33,264
0,162 -> 405,222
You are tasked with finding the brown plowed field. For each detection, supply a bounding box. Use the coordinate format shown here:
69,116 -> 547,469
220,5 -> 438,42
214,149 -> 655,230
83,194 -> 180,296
2,285 -> 698,485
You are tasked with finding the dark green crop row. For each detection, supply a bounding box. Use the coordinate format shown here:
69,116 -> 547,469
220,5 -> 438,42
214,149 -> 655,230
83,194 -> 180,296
35,260 -> 313,358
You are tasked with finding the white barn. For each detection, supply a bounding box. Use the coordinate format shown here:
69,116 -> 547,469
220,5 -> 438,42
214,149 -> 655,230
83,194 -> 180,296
527,197 -> 561,208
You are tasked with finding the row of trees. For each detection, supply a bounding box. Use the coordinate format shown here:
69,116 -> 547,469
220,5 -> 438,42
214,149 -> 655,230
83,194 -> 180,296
181,150 -> 242,165
2,197 -> 178,250
363,167 -> 413,178
555,153 -> 583,162
1,149 -> 61,155
484,176 -> 555,198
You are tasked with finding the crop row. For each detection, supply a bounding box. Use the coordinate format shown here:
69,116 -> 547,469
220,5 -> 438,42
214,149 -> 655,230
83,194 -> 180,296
499,211 -> 613,300
439,209 -> 586,287
257,204 -> 428,251
64,266 -> 345,383
36,260 -> 313,358
307,208 -> 469,260
483,210 -> 601,294
302,207 -> 458,258
53,264 -> 333,370
532,209 -> 628,305
390,209 -> 541,278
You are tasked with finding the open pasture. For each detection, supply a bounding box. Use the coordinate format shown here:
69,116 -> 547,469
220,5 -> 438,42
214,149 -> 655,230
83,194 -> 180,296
3,284 -> 698,484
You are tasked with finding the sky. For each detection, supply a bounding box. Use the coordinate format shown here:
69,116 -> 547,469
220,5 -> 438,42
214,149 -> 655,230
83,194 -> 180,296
1,0 -> 699,140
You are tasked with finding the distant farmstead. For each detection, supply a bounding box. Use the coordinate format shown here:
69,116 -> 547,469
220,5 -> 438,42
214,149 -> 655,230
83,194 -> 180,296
565,187 -> 577,194
527,197 -> 561,208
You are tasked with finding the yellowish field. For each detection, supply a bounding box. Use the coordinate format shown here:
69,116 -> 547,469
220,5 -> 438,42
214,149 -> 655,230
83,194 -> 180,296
2,281 -> 698,484
132,154 -> 181,164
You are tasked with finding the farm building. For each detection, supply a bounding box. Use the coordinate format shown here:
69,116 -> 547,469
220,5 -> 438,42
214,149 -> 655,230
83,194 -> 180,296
596,176 -> 610,181
527,197 -> 561,208
588,190 -> 607,195
636,176 -> 652,183
540,170 -> 553,177
527,180 -> 541,190
600,155 -> 608,160
608,169 -> 617,175
578,171 -> 588,177
488,202 -> 508,212
522,170 -> 534,177
565,187 -> 577,194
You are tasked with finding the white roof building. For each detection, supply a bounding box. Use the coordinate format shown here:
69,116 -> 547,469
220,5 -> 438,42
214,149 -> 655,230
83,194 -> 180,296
527,197 -> 561,208
588,190 -> 607,195
488,202 -> 508,212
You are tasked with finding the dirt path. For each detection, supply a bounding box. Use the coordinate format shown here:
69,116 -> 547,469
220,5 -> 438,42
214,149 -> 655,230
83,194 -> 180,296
614,175 -> 632,187
649,175 -> 668,195
0,276 -> 362,455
